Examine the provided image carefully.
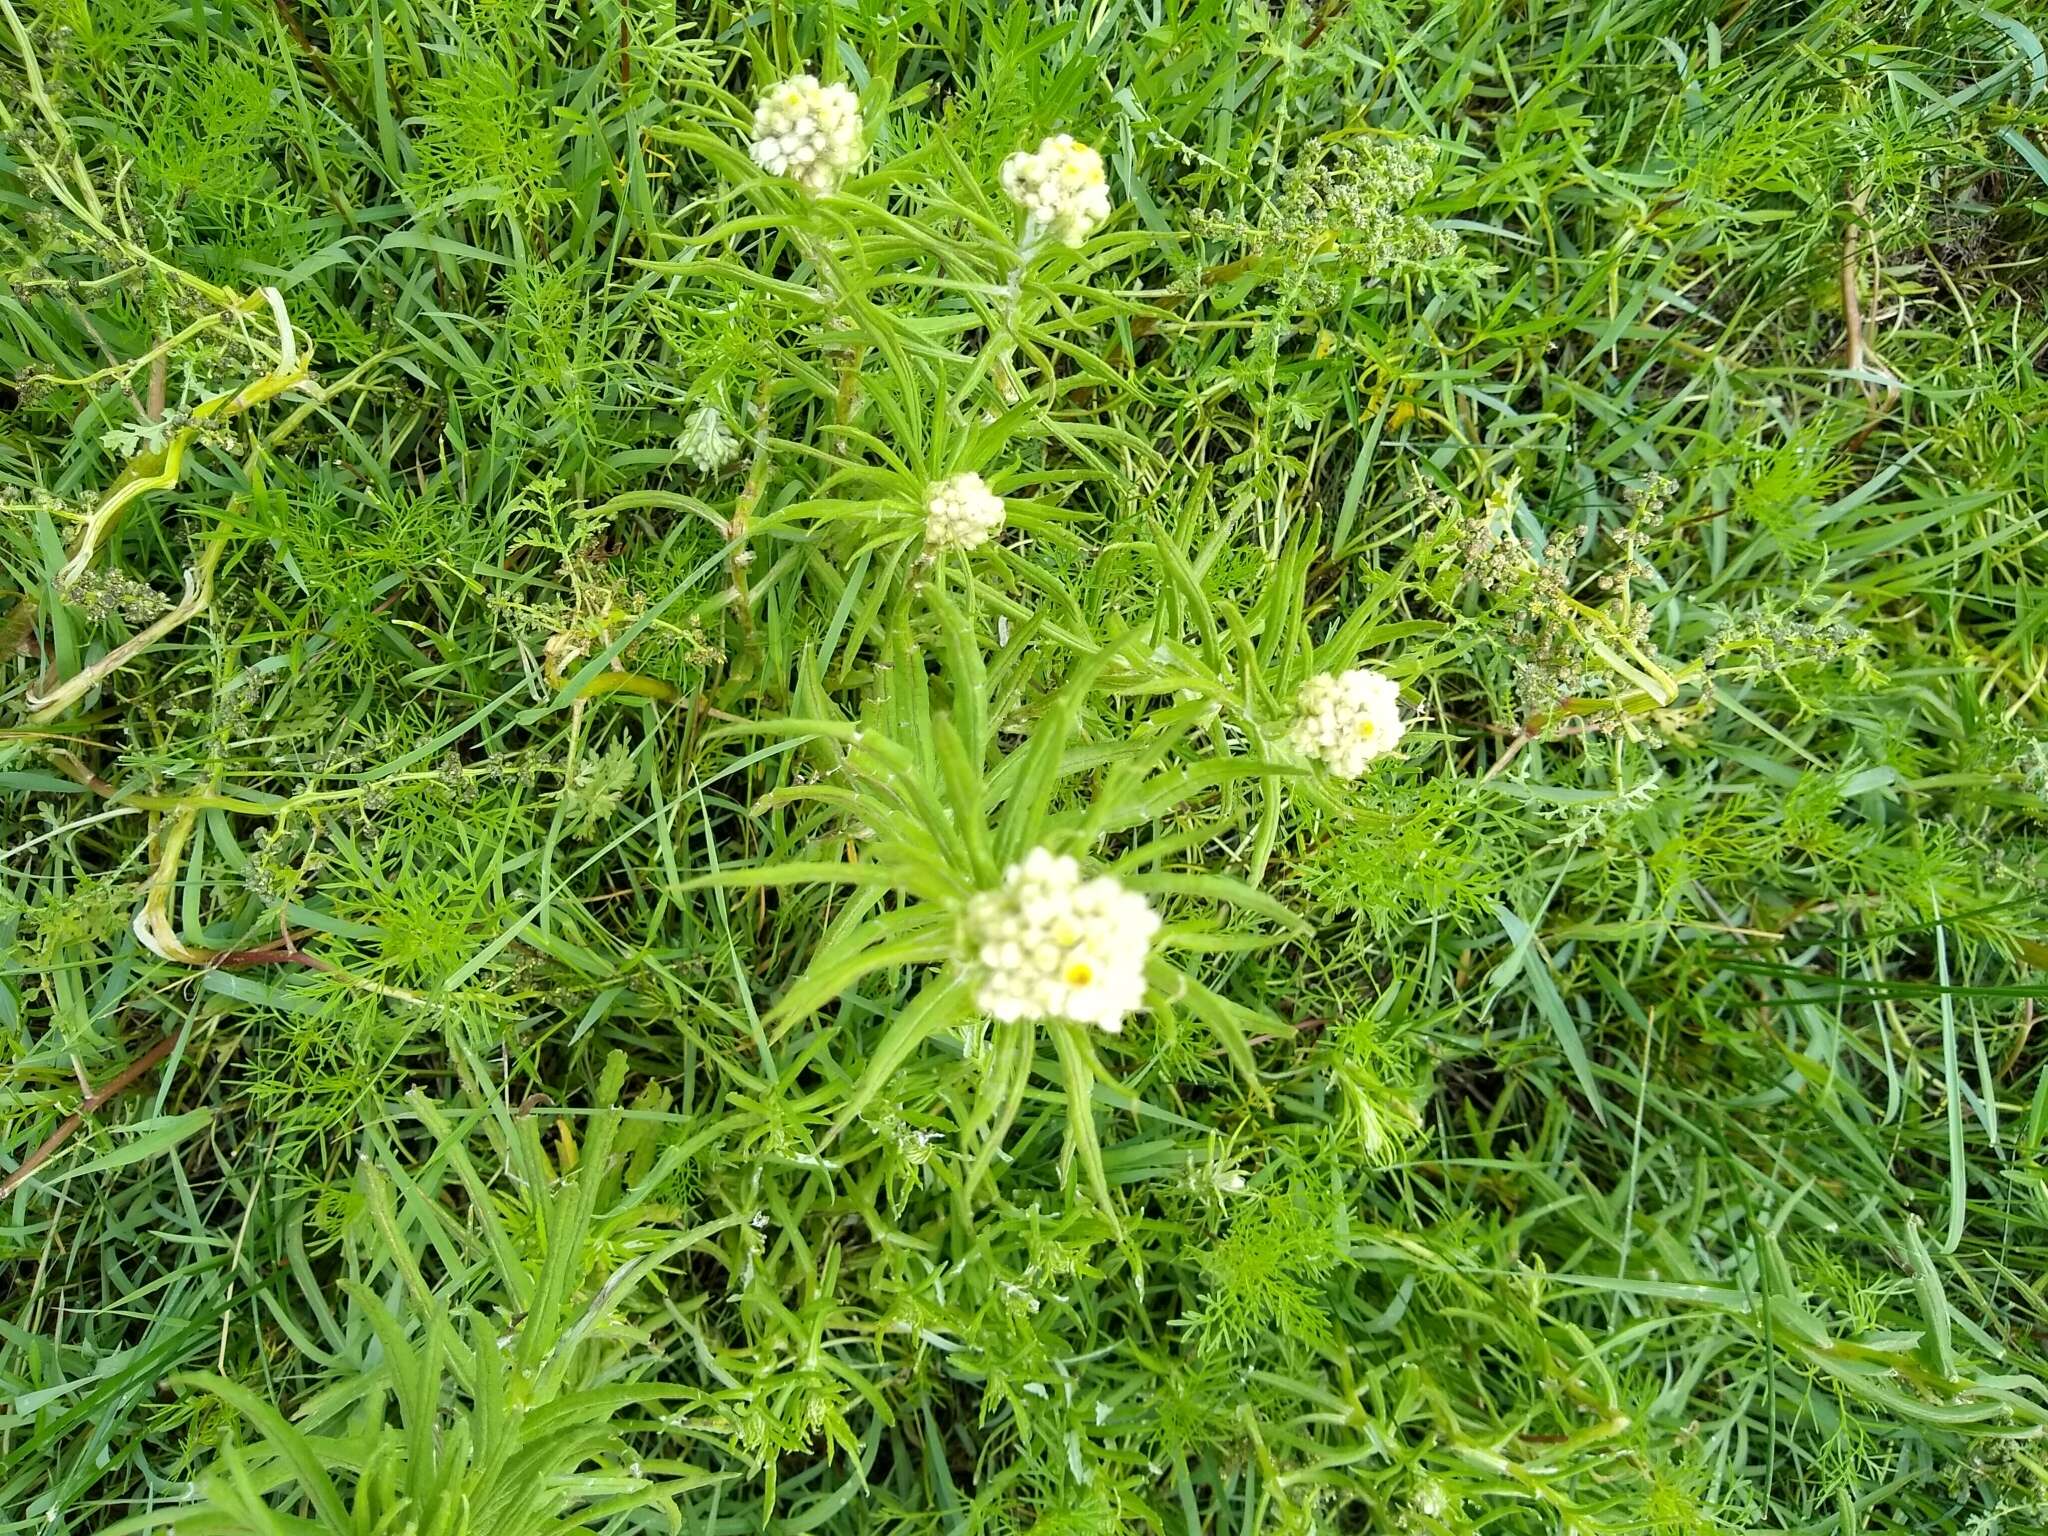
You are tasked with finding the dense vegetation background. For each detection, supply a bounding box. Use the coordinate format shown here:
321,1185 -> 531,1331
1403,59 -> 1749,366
4,0 -> 2048,1531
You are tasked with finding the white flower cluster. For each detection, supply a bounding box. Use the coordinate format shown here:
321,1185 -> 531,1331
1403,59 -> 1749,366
923,472 -> 1006,552
1001,135 -> 1112,248
966,848 -> 1158,1032
677,405 -> 740,473
750,75 -> 863,196
1288,666 -> 1406,778
1409,1478 -> 1451,1522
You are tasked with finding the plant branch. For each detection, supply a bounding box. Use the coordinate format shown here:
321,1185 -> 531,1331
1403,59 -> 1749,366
0,1029 -> 185,1199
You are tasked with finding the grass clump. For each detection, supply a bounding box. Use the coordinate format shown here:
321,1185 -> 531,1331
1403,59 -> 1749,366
4,1 -> 2048,1533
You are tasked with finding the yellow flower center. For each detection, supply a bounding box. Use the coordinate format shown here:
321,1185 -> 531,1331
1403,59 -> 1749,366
1355,717 -> 1377,737
1063,960 -> 1096,987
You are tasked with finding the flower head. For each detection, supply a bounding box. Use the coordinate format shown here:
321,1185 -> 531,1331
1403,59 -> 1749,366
965,848 -> 1158,1031
1001,134 -> 1112,248
750,75 -> 864,196
677,405 -> 740,474
1288,667 -> 1406,777
1408,1478 -> 1452,1523
923,472 -> 1005,552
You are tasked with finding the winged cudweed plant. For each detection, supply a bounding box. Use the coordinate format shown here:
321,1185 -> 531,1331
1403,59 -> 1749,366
739,380 -> 1087,631
695,609 -> 1299,1219
112,1054 -> 740,1536
983,133 -> 1116,400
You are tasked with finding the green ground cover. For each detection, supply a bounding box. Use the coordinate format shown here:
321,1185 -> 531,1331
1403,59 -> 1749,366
4,1 -> 2048,1531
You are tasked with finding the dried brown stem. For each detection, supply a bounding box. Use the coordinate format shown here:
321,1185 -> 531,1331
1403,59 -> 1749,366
1,1030 -> 185,1198
271,0 -> 365,124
